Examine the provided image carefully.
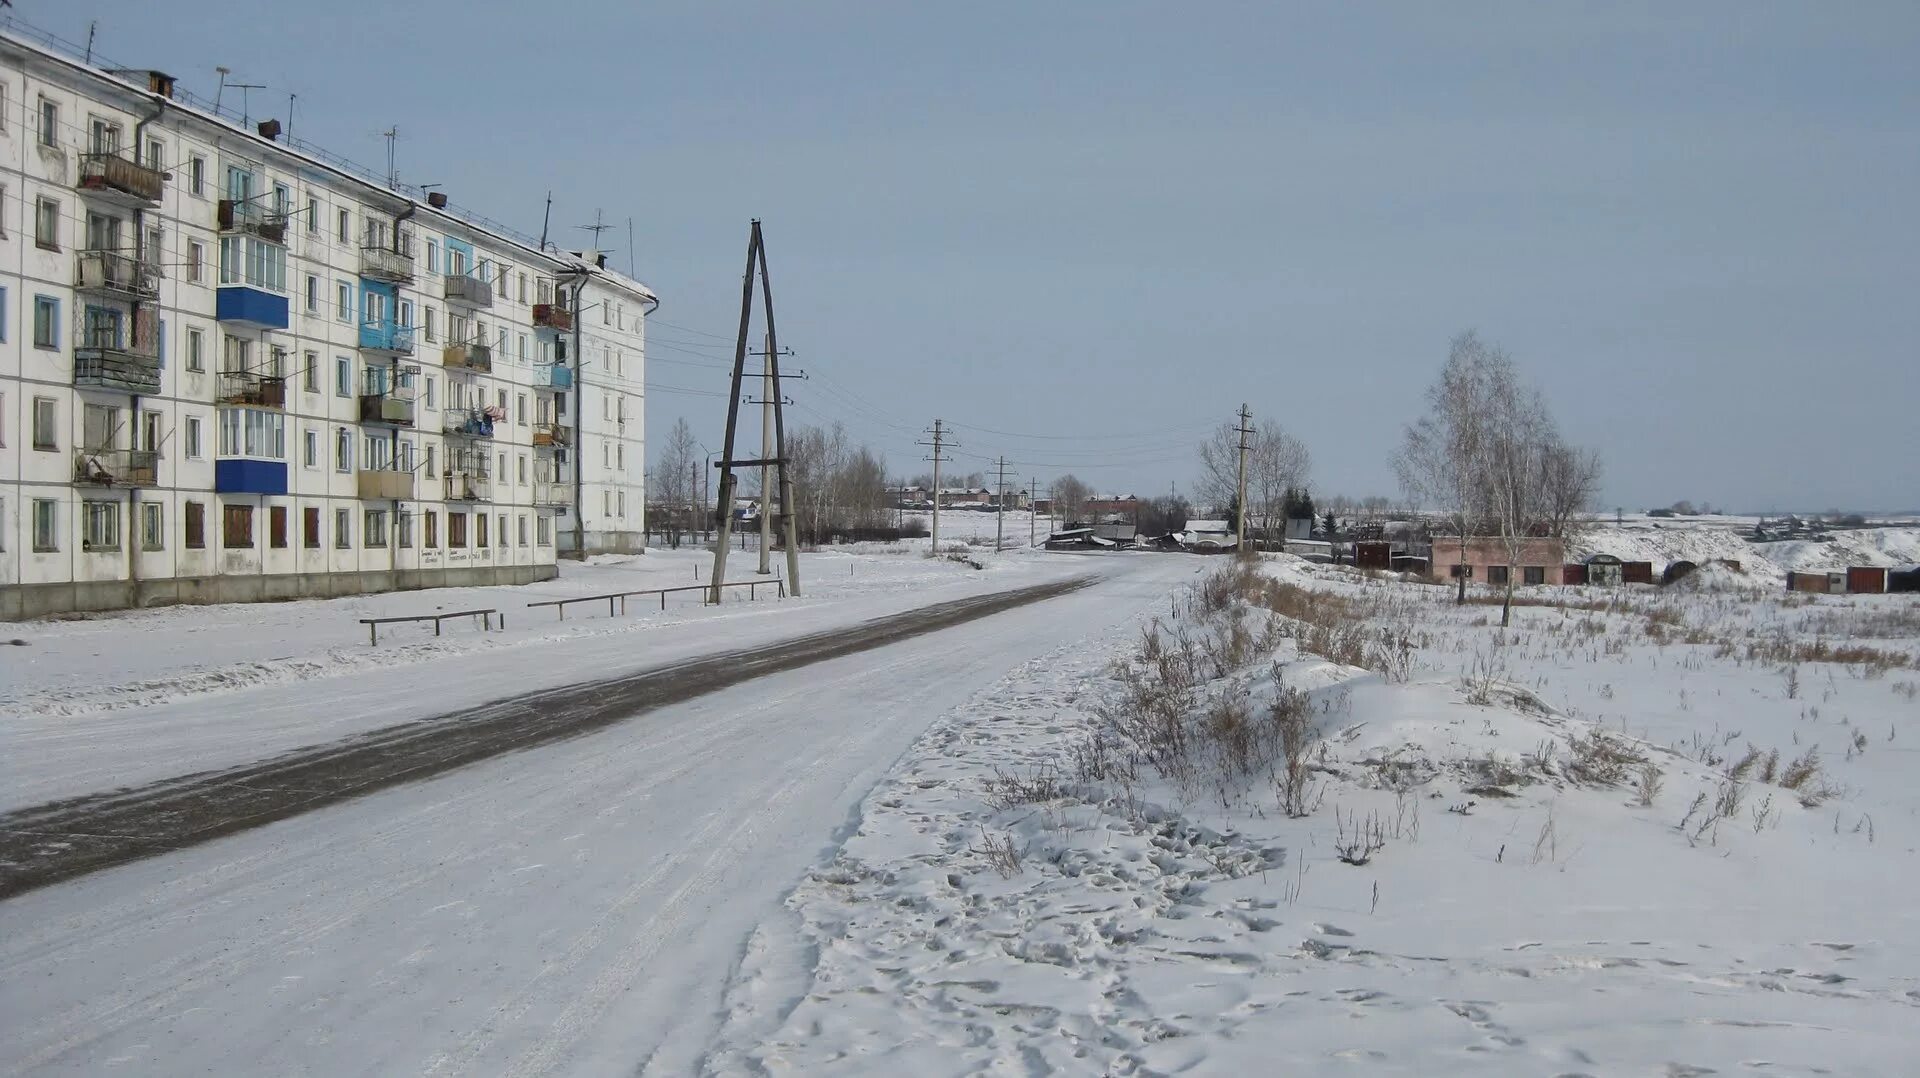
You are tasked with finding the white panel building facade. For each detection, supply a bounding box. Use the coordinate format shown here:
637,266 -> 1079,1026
0,28 -> 654,618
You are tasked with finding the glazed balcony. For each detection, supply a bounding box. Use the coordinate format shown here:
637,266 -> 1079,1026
534,363 -> 573,390
532,422 -> 570,448
532,303 -> 572,333
443,274 -> 493,308
441,342 -> 493,373
357,469 -> 416,500
359,322 -> 417,355
532,480 -> 573,507
73,447 -> 160,488
78,151 -> 165,207
360,245 -> 416,284
76,250 -> 161,301
217,371 -> 287,410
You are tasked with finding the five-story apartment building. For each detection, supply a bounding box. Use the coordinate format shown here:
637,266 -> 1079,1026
1,27 -> 654,617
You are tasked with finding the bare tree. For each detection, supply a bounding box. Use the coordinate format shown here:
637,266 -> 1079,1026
1196,422 -> 1311,541
1538,441 -> 1603,540
1393,331 -> 1503,604
1483,374 -> 1553,627
1053,474 -> 1091,524
653,417 -> 700,548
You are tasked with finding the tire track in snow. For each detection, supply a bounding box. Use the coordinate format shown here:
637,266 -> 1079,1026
0,576 -> 1093,900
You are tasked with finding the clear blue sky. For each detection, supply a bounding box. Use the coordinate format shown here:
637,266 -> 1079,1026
41,2 -> 1920,511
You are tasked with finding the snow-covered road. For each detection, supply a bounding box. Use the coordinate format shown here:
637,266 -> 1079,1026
0,554 -> 1200,1075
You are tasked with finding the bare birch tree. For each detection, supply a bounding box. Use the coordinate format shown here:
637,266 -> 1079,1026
1052,474 -> 1091,524
652,417 -> 700,548
1393,332 -> 1503,604
1538,441 -> 1603,540
1196,423 -> 1312,541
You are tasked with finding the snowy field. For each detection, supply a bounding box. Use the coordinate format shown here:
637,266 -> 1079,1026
1573,516 -> 1920,586
712,553 -> 1920,1075
0,541 -> 1071,811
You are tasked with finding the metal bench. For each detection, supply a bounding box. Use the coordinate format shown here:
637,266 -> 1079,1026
525,579 -> 784,621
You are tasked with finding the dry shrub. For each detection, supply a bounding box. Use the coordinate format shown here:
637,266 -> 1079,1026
1563,730 -> 1645,787
984,762 -> 1067,810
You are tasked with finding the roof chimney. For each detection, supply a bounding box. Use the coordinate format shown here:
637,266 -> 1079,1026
256,118 -> 282,141
426,191 -> 450,209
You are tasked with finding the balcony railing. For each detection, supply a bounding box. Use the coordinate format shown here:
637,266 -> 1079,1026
360,245 -> 416,284
443,472 -> 493,502
74,341 -> 162,394
358,393 -> 417,427
217,371 -> 287,409
535,363 -> 573,390
78,151 -> 165,206
77,250 -> 162,300
532,480 -> 573,507
443,408 -> 496,439
532,303 -> 572,333
359,322 -> 417,355
441,342 -> 493,372
357,469 -> 416,500
74,447 -> 161,487
532,422 -> 571,447
217,199 -> 289,243
444,274 -> 493,308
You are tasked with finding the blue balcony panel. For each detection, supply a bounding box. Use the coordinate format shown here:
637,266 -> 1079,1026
215,458 -> 288,496
216,285 -> 290,331
359,322 -> 417,353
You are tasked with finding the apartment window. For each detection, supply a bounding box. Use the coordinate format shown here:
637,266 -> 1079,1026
517,455 -> 528,484
497,513 -> 509,547
306,196 -> 319,234
537,515 -> 552,546
497,451 -> 507,483
33,499 -> 58,551
602,443 -> 610,468
272,182 -> 291,218
517,273 -> 528,303
448,511 -> 467,547
477,513 -> 489,549
602,303 -> 611,326
336,281 -> 352,322
178,327 -> 203,373
365,509 -> 388,547
33,196 -> 59,250
0,84 -> 7,133
603,491 -> 612,517
424,445 -> 436,480
142,503 -> 165,551
517,333 -> 528,363
424,510 -> 439,549
425,240 -> 439,275
141,411 -> 161,454
337,208 -> 350,244
334,428 -> 352,471
83,502 -> 120,552
399,299 -> 414,327
303,429 -> 318,468
215,235 -> 287,292
334,508 -> 352,549
618,491 -> 626,518
303,507 -> 321,548
423,375 -> 437,410
269,506 -> 289,549
423,306 -> 438,343
32,397 -> 57,450
335,356 -> 351,397
617,444 -> 625,471
184,500 -> 206,548
0,286 -> 5,339
1523,566 -> 1547,586
38,96 -> 57,148
221,505 -> 254,549
518,514 -> 529,547
181,154 -> 204,196
185,416 -> 203,458
303,350 -> 319,393
33,296 -> 59,349
305,275 -> 319,313
1485,565 -> 1510,586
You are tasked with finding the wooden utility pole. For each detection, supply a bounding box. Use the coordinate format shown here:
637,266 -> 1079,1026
1028,475 -> 1037,547
918,420 -> 954,555
710,220 -> 802,600
1234,403 -> 1253,555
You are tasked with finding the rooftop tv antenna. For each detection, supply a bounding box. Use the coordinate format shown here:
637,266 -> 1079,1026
381,126 -> 400,187
576,208 -> 613,250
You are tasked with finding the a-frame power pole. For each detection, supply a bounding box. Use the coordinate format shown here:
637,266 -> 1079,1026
710,220 -> 802,601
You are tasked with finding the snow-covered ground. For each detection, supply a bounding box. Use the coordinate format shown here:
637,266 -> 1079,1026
712,553 -> 1920,1074
0,543 -> 1072,811
0,554 -> 1200,1076
1572,516 -> 1920,585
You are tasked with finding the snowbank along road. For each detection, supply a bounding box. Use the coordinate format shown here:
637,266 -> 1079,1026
0,554 -> 1201,1075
